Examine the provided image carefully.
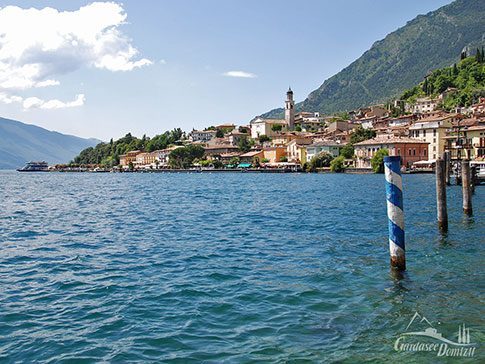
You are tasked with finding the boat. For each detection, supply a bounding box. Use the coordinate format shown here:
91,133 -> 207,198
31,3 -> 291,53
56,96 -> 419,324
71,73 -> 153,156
470,159 -> 485,184
17,161 -> 49,172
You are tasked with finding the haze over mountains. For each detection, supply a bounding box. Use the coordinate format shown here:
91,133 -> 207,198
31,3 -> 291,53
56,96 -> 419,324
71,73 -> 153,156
261,0 -> 485,119
0,117 -> 100,169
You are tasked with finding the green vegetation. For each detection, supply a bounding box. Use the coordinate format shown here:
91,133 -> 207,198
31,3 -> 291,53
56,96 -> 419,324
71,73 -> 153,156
371,149 -> 389,173
280,155 -> 288,162
349,126 -> 376,145
258,135 -> 271,143
238,135 -> 252,153
340,144 -> 355,159
271,124 -> 283,132
294,125 -> 302,132
73,129 -> 183,166
216,129 -> 224,138
330,155 -> 346,173
168,145 -> 205,168
261,158 -> 269,163
259,0 -> 485,117
400,54 -> 485,110
309,151 -> 334,171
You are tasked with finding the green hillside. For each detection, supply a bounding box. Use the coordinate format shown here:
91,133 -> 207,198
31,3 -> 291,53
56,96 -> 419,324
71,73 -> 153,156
261,0 -> 485,118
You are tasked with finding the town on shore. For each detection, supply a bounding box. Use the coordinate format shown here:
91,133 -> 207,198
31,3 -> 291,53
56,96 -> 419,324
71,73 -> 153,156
48,85 -> 485,174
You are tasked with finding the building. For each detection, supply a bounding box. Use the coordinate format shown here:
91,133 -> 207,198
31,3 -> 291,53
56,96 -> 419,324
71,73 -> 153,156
409,97 -> 440,114
287,139 -> 311,164
204,144 -> 240,157
262,147 -> 287,163
228,130 -> 248,145
409,113 -> 456,160
153,146 -> 180,166
119,150 -> 142,167
215,123 -> 236,131
294,112 -> 323,131
354,136 -> 429,168
190,130 -> 217,142
285,87 -> 295,130
135,152 -> 156,166
239,150 -> 264,164
306,140 -> 342,162
444,124 -> 485,160
250,118 -> 286,139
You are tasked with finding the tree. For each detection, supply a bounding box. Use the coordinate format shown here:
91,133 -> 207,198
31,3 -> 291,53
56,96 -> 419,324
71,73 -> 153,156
261,158 -> 269,163
258,135 -> 271,143
168,145 -> 205,168
340,145 -> 354,159
371,149 -> 389,173
271,124 -> 283,132
229,157 -> 240,166
330,155 -> 346,172
280,155 -> 288,162
295,125 -> 302,132
310,151 -> 334,171
216,129 -> 224,138
349,126 -> 376,145
238,135 -> 251,153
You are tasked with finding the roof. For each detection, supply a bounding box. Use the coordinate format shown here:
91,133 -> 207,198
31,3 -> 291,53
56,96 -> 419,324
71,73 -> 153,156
204,145 -> 239,150
354,136 -> 429,146
239,150 -> 263,157
253,118 -> 286,124
308,140 -> 341,148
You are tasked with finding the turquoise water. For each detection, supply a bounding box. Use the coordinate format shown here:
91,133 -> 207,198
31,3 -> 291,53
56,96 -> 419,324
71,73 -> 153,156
0,171 -> 483,363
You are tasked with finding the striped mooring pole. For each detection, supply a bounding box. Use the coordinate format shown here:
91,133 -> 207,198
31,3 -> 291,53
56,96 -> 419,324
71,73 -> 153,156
384,156 -> 405,271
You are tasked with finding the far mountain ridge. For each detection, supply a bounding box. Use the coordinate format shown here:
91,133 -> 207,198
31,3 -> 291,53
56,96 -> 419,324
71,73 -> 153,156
259,0 -> 485,118
0,117 -> 101,169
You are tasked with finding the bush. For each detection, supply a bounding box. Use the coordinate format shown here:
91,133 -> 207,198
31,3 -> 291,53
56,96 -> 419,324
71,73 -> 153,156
330,155 -> 346,172
340,145 -> 354,159
261,158 -> 269,163
259,135 -> 271,143
310,151 -> 334,171
371,149 -> 389,173
280,155 -> 288,162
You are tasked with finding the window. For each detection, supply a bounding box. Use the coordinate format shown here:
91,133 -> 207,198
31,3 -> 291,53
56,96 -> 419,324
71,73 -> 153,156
433,146 -> 436,151
423,130 -> 426,137
424,149 -> 427,156
397,148 -> 401,155
413,149 -> 416,156
433,129 -> 436,136
409,149 -> 412,156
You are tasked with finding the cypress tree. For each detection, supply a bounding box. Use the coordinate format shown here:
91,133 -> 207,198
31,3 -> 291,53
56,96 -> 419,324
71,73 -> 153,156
476,48 -> 480,62
453,63 -> 458,75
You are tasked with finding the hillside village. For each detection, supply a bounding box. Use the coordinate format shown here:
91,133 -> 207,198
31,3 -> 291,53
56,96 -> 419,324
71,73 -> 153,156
108,85 -> 485,173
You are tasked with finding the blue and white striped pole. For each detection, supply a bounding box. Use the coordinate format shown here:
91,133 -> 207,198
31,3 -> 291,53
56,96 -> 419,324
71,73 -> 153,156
384,156 -> 405,271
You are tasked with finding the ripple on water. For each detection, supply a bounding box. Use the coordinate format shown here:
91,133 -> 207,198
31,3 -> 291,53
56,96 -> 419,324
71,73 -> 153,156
0,171 -> 484,362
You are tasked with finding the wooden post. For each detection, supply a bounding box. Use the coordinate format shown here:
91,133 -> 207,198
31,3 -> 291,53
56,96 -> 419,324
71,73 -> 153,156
462,160 -> 472,216
443,152 -> 451,186
436,159 -> 448,231
384,156 -> 405,271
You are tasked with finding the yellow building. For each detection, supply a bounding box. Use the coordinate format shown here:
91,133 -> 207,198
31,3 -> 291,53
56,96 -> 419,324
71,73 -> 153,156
444,124 -> 485,160
287,139 -> 311,164
263,147 -> 287,163
409,113 -> 457,160
119,150 -> 142,167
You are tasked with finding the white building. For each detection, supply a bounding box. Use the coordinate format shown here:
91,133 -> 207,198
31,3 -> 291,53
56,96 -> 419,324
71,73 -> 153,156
250,118 -> 286,139
190,130 -> 217,142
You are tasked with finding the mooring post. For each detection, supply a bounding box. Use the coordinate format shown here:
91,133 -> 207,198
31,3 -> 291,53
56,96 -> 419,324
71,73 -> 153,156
384,156 -> 405,271
436,158 -> 448,231
462,160 -> 472,216
443,152 -> 451,186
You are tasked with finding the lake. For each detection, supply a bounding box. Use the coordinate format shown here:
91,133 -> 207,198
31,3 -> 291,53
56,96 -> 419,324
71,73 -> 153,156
0,171 -> 483,363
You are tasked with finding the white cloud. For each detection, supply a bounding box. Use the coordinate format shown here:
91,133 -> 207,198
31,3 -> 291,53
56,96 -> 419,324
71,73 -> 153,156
0,2 -> 152,109
223,71 -> 257,78
23,94 -> 85,110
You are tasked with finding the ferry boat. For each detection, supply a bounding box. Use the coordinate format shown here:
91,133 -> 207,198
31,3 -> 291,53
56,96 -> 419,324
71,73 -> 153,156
17,161 -> 49,172
470,159 -> 485,184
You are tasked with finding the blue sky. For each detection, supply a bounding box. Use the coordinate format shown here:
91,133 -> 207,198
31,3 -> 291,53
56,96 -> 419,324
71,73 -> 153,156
0,0 -> 453,140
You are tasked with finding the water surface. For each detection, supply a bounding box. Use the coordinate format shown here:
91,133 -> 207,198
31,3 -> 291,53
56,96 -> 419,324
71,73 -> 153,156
0,171 -> 483,363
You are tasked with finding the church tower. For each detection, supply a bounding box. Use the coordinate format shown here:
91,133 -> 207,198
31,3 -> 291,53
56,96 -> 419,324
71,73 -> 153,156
285,87 -> 295,130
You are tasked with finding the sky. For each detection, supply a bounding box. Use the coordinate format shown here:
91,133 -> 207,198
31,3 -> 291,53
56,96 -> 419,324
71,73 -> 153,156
0,0 -> 454,141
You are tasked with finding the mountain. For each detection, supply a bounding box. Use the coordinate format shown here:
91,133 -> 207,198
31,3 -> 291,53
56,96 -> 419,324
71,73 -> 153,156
0,117 -> 101,169
260,0 -> 485,118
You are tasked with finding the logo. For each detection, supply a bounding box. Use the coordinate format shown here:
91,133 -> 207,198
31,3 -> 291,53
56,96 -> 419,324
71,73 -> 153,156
394,312 -> 477,357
